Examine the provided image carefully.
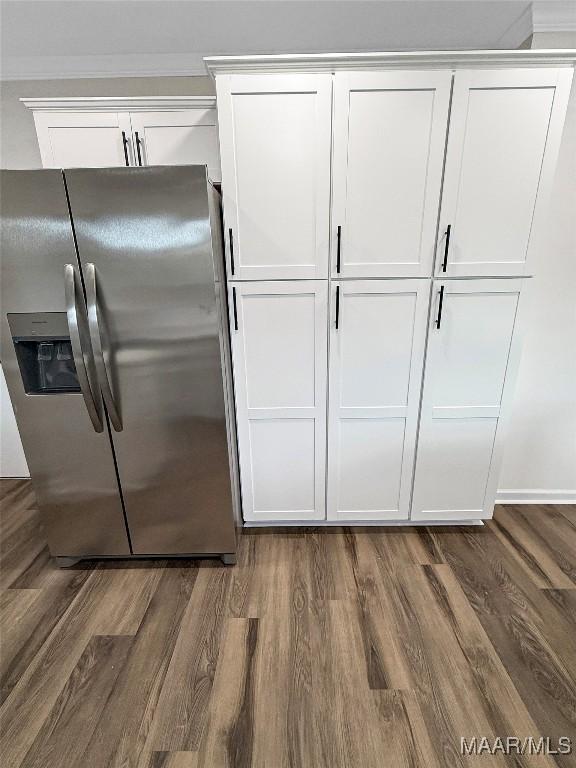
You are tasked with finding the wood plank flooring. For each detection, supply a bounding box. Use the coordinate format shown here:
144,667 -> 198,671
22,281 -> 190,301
1,478 -> 575,767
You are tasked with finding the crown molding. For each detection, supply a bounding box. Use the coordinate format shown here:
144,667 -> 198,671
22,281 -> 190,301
204,49 -> 576,75
21,96 -> 216,112
0,53 -> 209,82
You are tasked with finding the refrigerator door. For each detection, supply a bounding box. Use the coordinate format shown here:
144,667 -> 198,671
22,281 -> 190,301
0,170 -> 131,557
64,166 -> 236,555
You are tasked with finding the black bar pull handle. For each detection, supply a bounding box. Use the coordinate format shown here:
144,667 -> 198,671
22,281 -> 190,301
135,131 -> 143,166
121,131 -> 130,166
229,228 -> 235,275
441,224 -> 451,272
335,285 -> 340,329
336,225 -> 342,273
435,285 -> 445,329
232,287 -> 238,331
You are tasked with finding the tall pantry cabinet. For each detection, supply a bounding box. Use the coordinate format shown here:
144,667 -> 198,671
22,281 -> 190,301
209,52 -> 574,525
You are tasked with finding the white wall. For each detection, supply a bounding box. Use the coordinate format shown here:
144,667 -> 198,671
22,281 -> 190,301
0,367 -> 28,477
497,32 -> 576,501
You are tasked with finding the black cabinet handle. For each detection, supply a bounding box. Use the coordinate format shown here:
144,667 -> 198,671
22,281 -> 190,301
441,224 -> 451,272
435,285 -> 445,329
135,132 -> 143,166
121,131 -> 130,166
229,228 -> 235,275
335,285 -> 340,329
336,225 -> 342,273
232,286 -> 238,331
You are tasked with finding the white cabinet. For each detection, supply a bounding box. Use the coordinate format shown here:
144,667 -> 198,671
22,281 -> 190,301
26,98 -> 221,179
332,71 -> 452,278
33,111 -> 133,168
216,74 -> 332,280
327,280 -> 430,520
436,68 -> 573,277
411,279 -> 525,520
229,281 -> 328,521
129,109 -> 221,181
207,53 -> 573,526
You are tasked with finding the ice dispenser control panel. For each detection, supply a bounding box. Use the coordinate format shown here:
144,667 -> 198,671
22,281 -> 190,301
8,313 -> 81,395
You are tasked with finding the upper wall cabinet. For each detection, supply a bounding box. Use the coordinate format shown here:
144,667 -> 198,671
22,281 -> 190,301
26,98 -> 222,181
436,68 -> 573,278
33,111 -> 134,168
331,71 -> 452,278
129,110 -> 221,181
216,74 -> 332,280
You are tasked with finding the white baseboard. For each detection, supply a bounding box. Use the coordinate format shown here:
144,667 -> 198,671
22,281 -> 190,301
244,519 -> 484,527
496,489 -> 576,504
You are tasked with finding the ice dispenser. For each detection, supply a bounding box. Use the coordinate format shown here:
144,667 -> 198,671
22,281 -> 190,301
8,313 -> 81,394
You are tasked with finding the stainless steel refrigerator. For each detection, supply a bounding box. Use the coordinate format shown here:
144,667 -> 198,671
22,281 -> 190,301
1,166 -> 239,565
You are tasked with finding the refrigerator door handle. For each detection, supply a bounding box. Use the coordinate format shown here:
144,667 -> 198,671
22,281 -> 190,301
64,264 -> 104,433
85,262 -> 123,432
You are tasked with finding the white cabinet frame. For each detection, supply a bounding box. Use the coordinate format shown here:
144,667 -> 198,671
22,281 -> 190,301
435,68 -> 573,278
216,73 -> 332,281
31,111 -> 134,168
23,97 -> 219,175
332,71 -> 452,278
229,281 -> 328,521
327,279 -> 430,520
412,278 -> 526,520
129,109 -> 221,181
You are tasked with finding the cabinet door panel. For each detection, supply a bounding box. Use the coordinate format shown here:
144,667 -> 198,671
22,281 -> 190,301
332,71 -> 451,277
250,419 -> 316,513
217,74 -> 332,280
230,281 -> 327,520
242,292 -> 316,408
328,280 -> 429,520
33,112 -> 133,168
437,69 -> 573,277
412,279 -> 524,520
129,110 -> 221,181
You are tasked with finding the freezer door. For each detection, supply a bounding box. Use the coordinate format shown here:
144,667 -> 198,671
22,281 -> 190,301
0,170 -> 130,557
64,166 -> 236,555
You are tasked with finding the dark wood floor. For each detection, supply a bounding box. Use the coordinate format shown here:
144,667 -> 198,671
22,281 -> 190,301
1,479 -> 575,768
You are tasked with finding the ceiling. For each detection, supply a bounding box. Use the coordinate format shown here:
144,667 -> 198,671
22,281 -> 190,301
0,1 -> 573,81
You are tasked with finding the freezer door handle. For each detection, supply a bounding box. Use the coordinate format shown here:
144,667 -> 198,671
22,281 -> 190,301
64,264 -> 104,432
85,262 -> 123,432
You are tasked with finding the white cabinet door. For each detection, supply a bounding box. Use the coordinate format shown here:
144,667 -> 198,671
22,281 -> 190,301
33,112 -> 133,168
216,74 -> 332,280
412,279 -> 525,520
129,109 -> 221,181
437,68 -> 573,277
327,280 -> 429,520
332,71 -> 452,278
230,281 -> 328,521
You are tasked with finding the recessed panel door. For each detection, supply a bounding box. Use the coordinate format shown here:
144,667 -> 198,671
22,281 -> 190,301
34,112 -> 134,168
129,109 -> 221,181
216,73 -> 332,280
412,279 -> 525,520
332,71 -> 452,277
230,281 -> 328,520
436,68 -> 573,277
328,280 -> 429,520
